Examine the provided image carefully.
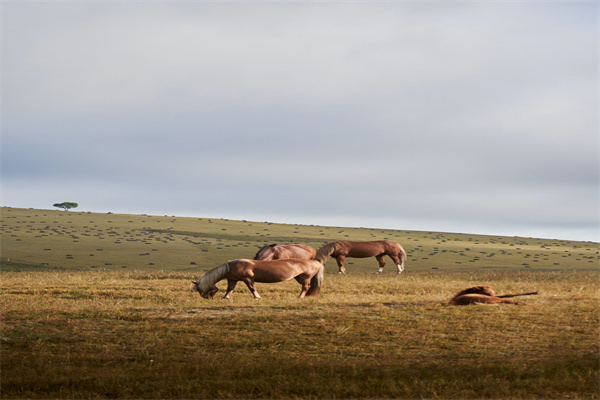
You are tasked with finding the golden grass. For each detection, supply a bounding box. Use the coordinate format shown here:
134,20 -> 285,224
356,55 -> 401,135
2,269 -> 598,399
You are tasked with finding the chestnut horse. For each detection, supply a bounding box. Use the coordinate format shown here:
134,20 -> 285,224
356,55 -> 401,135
449,285 -> 538,305
254,244 -> 316,261
315,240 -> 406,274
191,258 -> 324,299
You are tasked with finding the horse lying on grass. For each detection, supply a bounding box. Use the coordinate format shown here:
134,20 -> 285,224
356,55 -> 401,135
450,285 -> 539,305
254,243 -> 316,261
192,259 -> 324,299
315,240 -> 407,274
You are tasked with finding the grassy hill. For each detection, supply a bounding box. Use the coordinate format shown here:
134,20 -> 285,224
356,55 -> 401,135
2,207 -> 599,399
2,206 -> 598,273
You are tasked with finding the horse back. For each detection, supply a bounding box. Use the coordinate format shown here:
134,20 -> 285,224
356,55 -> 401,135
231,259 -> 321,283
339,240 -> 395,258
296,244 -> 317,259
256,244 -> 316,261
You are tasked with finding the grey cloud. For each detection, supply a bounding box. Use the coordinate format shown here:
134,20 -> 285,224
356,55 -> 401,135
3,2 -> 597,241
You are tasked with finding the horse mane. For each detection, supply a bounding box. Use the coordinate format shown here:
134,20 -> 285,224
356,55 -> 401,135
197,262 -> 230,293
452,285 -> 496,299
314,242 -> 342,264
253,244 -> 277,260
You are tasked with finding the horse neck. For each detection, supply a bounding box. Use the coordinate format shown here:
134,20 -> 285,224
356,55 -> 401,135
254,244 -> 277,260
254,245 -> 269,260
198,263 -> 229,292
314,242 -> 340,263
387,241 -> 407,261
397,243 -> 407,261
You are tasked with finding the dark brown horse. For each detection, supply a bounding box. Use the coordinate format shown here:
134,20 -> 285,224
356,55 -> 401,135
315,240 -> 407,274
254,244 -> 316,261
191,258 -> 324,299
449,285 -> 538,305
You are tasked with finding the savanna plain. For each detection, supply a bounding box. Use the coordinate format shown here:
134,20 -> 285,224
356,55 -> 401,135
1,207 -> 599,399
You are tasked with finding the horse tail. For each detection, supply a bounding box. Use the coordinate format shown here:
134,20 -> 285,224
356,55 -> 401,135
306,264 -> 324,297
394,242 -> 407,271
314,242 -> 340,264
254,244 -> 277,260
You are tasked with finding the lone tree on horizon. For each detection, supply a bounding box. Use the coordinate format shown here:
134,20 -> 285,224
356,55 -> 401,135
53,202 -> 78,211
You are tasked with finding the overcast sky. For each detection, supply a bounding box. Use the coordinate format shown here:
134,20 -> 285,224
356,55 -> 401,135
2,1 -> 598,242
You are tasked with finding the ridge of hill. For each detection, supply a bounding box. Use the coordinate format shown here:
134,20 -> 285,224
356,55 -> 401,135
1,207 -> 598,272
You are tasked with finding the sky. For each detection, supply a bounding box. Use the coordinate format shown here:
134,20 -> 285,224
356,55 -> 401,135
2,1 -> 598,242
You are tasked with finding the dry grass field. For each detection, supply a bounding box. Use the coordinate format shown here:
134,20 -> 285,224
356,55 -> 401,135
1,207 -> 599,399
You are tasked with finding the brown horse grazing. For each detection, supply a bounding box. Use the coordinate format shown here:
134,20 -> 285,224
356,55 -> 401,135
191,259 -> 324,299
254,244 -> 316,261
315,240 -> 407,274
449,285 -> 539,305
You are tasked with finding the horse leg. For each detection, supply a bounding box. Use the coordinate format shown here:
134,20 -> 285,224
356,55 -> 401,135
375,254 -> 386,273
335,256 -> 346,274
294,275 -> 311,298
500,298 -> 526,305
389,254 -> 404,273
242,278 -> 261,299
223,279 -> 238,299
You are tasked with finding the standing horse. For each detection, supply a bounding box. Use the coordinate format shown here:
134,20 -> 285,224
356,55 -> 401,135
254,244 -> 316,261
191,259 -> 324,299
315,240 -> 407,274
449,285 -> 538,305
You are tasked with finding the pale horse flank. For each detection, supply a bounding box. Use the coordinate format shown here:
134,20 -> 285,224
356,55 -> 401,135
253,243 -> 316,261
191,258 -> 324,299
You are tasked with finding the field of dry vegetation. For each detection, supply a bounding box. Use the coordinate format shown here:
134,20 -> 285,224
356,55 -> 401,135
1,207 -> 599,399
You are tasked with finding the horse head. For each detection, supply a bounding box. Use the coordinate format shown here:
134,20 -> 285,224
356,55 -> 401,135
191,280 -> 219,299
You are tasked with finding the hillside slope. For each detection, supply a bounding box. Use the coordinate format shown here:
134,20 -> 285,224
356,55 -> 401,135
1,207 -> 598,272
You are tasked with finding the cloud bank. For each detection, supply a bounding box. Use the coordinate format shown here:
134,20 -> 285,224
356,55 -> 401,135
3,2 -> 598,241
